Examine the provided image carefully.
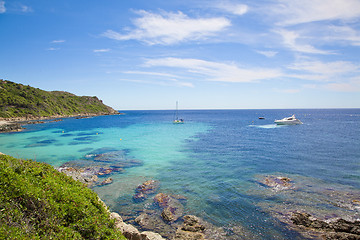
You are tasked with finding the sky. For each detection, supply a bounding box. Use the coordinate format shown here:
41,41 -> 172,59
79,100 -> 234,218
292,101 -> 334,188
1,0 -> 360,110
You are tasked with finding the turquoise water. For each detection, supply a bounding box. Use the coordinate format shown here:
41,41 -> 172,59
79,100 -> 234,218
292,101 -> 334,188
1,109 -> 359,239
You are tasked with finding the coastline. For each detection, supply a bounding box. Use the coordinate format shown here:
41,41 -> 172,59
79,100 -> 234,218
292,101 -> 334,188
0,112 -> 122,133
1,109 -> 359,239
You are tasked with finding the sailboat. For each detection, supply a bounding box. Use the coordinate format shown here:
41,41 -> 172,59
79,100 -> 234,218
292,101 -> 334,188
173,101 -> 184,124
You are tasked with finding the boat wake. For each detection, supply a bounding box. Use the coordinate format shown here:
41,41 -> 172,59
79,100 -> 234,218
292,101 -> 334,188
249,124 -> 285,129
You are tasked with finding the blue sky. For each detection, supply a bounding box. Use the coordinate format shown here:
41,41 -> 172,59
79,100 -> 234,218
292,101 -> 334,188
1,0 -> 360,110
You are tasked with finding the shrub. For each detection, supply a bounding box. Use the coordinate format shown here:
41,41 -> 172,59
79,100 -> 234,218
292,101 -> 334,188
0,154 -> 125,239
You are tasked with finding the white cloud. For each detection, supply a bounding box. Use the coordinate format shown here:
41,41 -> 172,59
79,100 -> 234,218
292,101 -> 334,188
288,60 -> 360,92
271,0 -> 360,26
145,57 -> 282,83
122,70 -> 194,87
117,78 -> 194,88
123,71 -> 178,79
256,50 -> 278,58
326,25 -> 360,46
51,40 -> 65,43
215,2 -> 249,16
102,10 -> 231,45
0,1 -> 5,13
46,48 -> 59,51
93,49 -> 110,53
289,60 -> 359,78
275,29 -> 334,54
20,4 -> 32,12
325,76 -> 360,92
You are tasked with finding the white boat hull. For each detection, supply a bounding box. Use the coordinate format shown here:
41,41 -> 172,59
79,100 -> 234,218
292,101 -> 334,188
274,115 -> 302,125
274,119 -> 302,125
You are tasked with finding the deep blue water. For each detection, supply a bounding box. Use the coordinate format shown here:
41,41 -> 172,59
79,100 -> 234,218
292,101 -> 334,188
1,109 -> 359,239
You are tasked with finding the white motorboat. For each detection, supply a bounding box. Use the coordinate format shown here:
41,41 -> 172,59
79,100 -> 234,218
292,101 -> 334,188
274,115 -> 302,125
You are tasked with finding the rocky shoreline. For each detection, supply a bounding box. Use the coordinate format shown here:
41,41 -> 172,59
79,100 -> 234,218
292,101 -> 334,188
55,156 -> 360,240
57,156 -> 241,240
0,112 -> 122,133
255,175 -> 360,240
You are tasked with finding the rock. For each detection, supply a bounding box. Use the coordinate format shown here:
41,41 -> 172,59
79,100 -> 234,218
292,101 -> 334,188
135,213 -> 176,239
330,218 -> 360,235
111,212 -> 142,240
133,180 -> 160,201
57,166 -> 99,186
324,232 -> 360,240
110,212 -> 123,223
140,231 -> 165,240
101,177 -> 113,185
161,207 -> 176,222
262,176 -> 294,191
175,215 -> 206,240
111,212 -> 165,240
154,193 -> 184,222
94,151 -> 143,168
291,211 -> 360,239
182,215 -> 206,232
0,122 -> 23,132
120,223 -> 142,240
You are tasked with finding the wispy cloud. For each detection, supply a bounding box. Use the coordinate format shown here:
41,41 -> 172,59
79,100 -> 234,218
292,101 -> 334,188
288,60 -> 359,80
275,29 -> 334,54
93,49 -> 110,53
256,50 -> 278,58
145,57 -> 282,83
102,10 -> 231,45
20,4 -> 32,13
51,40 -> 65,43
122,70 -> 194,87
325,77 -> 360,92
326,25 -> 360,46
117,77 -> 194,88
287,59 -> 360,92
0,1 -> 5,13
214,2 -> 249,16
123,71 -> 178,79
46,47 -> 59,51
270,0 -> 360,26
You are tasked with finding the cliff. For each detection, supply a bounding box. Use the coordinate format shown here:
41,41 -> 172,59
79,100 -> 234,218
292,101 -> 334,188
0,79 -> 118,120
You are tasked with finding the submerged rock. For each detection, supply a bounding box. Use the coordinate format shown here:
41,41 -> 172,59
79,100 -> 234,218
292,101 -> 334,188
57,166 -> 99,186
154,193 -> 184,222
175,215 -> 206,240
133,180 -> 160,202
291,211 -> 360,239
93,151 -> 142,168
135,212 -> 176,239
261,175 -> 294,191
101,177 -> 113,185
111,212 -> 165,240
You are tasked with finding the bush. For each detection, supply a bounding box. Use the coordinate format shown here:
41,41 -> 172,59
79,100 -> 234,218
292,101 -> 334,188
0,154 -> 126,239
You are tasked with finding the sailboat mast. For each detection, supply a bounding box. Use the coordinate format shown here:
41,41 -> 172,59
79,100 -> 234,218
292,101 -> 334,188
175,101 -> 178,120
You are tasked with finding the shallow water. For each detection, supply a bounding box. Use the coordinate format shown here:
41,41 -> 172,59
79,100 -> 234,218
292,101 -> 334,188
1,109 -> 359,239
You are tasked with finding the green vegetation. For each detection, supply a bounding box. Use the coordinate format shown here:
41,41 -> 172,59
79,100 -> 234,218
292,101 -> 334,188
0,154 -> 126,239
0,80 -> 118,119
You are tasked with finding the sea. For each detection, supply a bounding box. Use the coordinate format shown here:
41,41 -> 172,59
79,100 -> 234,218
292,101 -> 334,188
1,109 -> 359,239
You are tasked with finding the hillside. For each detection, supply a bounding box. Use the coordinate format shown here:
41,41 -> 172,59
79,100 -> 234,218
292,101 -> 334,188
0,154 -> 126,239
0,80 -> 118,119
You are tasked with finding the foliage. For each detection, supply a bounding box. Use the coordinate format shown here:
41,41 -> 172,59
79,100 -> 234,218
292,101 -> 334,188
0,80 -> 117,119
0,154 -> 126,239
